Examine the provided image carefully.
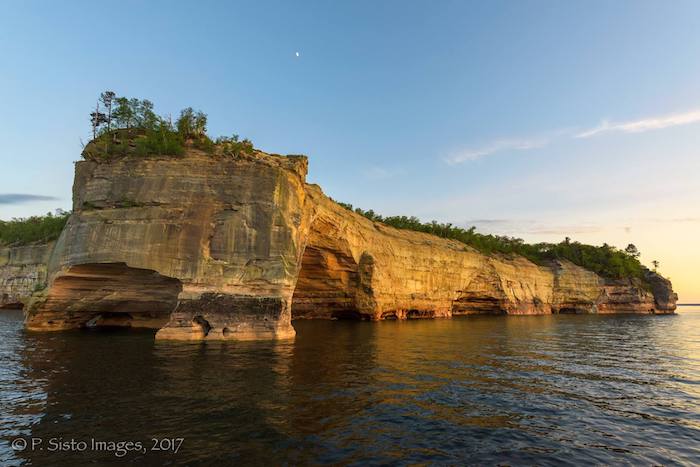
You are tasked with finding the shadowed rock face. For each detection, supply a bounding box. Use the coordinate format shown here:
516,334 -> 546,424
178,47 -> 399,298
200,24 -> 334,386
156,294 -> 290,340
645,271 -> 678,311
291,217 -> 364,320
18,149 -> 676,340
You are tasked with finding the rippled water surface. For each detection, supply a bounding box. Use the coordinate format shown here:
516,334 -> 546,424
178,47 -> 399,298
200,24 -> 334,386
1,308 -> 699,465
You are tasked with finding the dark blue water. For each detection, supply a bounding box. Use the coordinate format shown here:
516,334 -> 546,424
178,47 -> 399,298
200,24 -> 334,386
1,308 -> 699,465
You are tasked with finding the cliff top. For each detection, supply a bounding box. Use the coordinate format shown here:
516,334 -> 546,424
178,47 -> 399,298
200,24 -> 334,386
84,93 -> 268,162
82,131 -> 308,182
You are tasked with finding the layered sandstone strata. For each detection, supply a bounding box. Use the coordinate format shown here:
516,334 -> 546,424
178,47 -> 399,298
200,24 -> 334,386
294,188 -> 675,319
0,242 -> 53,309
26,150 -> 307,339
21,149 -> 676,340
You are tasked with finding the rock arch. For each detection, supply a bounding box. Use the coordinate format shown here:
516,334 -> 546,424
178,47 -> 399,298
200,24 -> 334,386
291,216 -> 367,320
25,263 -> 182,331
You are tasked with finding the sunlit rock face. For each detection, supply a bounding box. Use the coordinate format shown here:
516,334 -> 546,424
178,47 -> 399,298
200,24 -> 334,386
0,243 -> 53,309
550,261 -> 677,314
21,149 -> 677,340
26,151 -> 307,340
296,189 -> 676,321
298,188 -> 557,320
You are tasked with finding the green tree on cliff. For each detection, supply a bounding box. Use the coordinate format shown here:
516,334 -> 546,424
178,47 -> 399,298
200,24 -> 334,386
85,94 -> 253,158
625,244 -> 640,259
112,97 -> 135,129
176,107 -> 195,137
100,91 -> 116,131
194,111 -> 207,137
176,107 -> 208,139
89,101 -> 108,139
215,134 -> 255,157
136,99 -> 159,129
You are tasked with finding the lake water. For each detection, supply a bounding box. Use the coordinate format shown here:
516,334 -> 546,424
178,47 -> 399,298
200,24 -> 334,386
1,308 -> 699,465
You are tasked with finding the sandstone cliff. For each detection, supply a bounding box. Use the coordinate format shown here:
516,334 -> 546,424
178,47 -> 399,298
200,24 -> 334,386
17,149 -> 676,340
0,242 -> 53,309
295,188 -> 675,319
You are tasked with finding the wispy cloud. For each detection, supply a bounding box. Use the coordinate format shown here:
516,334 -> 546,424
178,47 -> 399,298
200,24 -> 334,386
525,225 -> 603,235
0,194 -> 57,205
576,109 -> 700,138
445,138 -> 549,165
464,216 -> 700,237
646,216 -> 700,224
464,219 -> 513,225
447,107 -> 700,165
464,218 -> 603,236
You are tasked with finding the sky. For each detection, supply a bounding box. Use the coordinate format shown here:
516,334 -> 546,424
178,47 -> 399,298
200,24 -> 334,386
0,1 -> 698,302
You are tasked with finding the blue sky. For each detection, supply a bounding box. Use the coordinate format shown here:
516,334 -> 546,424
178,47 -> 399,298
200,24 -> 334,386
1,1 -> 699,300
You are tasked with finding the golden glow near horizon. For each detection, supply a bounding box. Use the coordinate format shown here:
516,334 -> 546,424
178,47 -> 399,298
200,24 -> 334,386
581,231 -> 694,303
516,217 -> 700,303
429,120 -> 700,305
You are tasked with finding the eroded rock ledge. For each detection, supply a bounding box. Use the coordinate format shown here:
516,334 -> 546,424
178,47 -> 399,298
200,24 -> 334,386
9,149 -> 675,340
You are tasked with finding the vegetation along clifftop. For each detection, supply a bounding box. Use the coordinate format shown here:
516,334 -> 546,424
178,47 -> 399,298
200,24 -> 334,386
82,91 -> 255,160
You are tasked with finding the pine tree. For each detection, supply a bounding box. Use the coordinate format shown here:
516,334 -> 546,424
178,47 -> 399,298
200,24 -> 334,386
100,91 -> 116,131
624,244 -> 640,259
112,97 -> 134,129
89,101 -> 107,139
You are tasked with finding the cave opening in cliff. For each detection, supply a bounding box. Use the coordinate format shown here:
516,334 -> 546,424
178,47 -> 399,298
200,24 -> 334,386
451,296 -> 507,315
558,307 -> 583,314
0,295 -> 24,310
37,263 -> 182,330
291,243 -> 365,320
406,309 -> 436,319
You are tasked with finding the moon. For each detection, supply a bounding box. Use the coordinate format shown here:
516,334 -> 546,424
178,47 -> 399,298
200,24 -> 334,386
295,52 -> 300,57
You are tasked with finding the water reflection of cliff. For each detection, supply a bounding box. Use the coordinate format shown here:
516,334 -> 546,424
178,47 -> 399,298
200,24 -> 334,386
14,328 -> 298,464
7,313 -> 699,465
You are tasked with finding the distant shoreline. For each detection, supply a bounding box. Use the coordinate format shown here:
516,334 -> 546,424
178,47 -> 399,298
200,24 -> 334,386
677,303 -> 700,306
